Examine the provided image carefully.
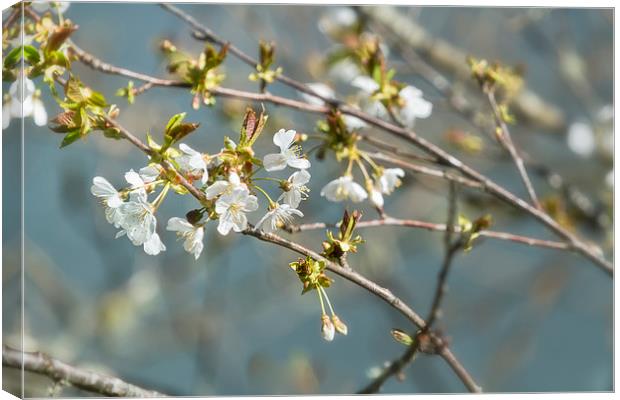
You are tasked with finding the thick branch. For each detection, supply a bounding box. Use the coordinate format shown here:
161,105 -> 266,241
2,346 -> 164,397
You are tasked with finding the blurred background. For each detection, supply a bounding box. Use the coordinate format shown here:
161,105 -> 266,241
2,3 -> 613,395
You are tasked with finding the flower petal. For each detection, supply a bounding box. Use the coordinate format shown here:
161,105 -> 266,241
291,169 -> 311,186
166,217 -> 193,233
91,176 -> 118,197
143,233 -> 166,255
32,99 -> 47,126
125,169 -> 144,188
273,129 -> 296,151
263,153 -> 288,171
287,157 -> 310,170
206,181 -> 229,199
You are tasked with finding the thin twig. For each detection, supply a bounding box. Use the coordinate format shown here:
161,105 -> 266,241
159,3 -> 337,106
287,217 -> 570,251
485,87 -> 542,210
358,5 -> 566,132
359,183 -> 464,394
370,15 -> 604,229
2,346 -> 164,397
367,151 -> 484,190
425,182 -> 460,330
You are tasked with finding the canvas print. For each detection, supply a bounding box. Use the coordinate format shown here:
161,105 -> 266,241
1,1 -> 614,396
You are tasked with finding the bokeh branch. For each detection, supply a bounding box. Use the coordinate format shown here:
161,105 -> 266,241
2,346 -> 165,397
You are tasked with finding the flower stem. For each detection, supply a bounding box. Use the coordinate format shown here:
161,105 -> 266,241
316,285 -> 327,316
252,184 -> 275,207
356,158 -> 371,182
320,286 -> 336,316
151,182 -> 170,212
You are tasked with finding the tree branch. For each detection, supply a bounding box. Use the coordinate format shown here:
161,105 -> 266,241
2,346 -> 164,397
358,183 -> 465,393
157,3 -> 611,275
485,87 -> 542,210
102,117 -> 481,393
287,217 -> 571,251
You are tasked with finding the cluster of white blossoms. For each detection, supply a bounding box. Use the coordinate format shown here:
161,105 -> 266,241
91,166 -> 166,256
91,129 -> 311,260
351,76 -> 432,129
320,167 -> 405,208
3,75 -> 47,130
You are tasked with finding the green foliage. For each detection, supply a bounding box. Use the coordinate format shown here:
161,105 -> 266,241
161,39 -> 227,109
50,76 -> 111,148
115,80 -> 135,104
289,256 -> 332,295
390,329 -> 414,346
238,107 -> 268,148
322,209 -> 364,259
162,112 -> 200,150
248,40 -> 282,90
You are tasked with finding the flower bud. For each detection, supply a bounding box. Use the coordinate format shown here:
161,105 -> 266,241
332,315 -> 348,335
321,314 -> 335,342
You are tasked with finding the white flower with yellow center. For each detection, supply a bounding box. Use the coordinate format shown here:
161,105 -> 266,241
206,171 -> 243,200
167,217 -> 204,259
256,203 -> 304,234
90,176 -> 124,227
320,175 -> 367,203
378,168 -> 405,194
280,170 -> 311,208
398,86 -> 432,128
175,143 -> 208,185
215,186 -> 258,235
263,129 -> 310,171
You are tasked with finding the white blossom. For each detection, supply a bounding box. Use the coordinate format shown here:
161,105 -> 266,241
167,217 -> 204,259
398,86 -> 432,128
124,168 -> 157,191
352,77 -> 432,127
263,129 -> 310,171
299,83 -> 367,130
142,232 -> 166,256
31,1 -> 70,13
320,315 -> 335,342
320,175 -> 367,203
318,7 -> 358,37
215,186 -> 258,235
90,177 -> 124,227
3,76 -> 47,130
206,171 -> 243,199
175,143 -> 208,185
606,169 -> 614,188
116,190 -> 157,247
300,83 -> 335,106
279,170 -> 311,208
256,203 -> 304,233
567,121 -> 595,158
328,59 -> 362,83
378,168 -> 405,194
351,76 -> 388,118
368,183 -> 384,208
